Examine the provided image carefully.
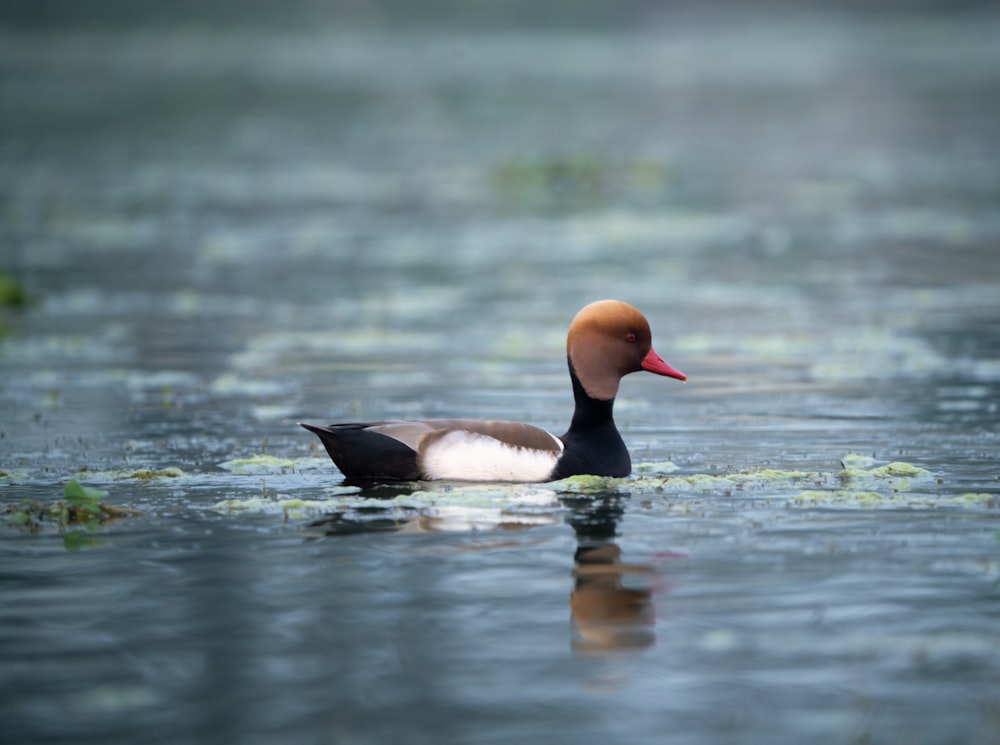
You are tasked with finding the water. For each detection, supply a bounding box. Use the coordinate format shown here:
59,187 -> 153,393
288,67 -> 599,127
2,4 -> 1000,744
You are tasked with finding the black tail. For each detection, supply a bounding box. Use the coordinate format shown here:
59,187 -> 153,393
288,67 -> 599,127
299,422 -> 421,482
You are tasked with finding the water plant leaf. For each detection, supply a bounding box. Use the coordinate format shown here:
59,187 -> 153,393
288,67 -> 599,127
63,480 -> 109,503
9,510 -> 32,526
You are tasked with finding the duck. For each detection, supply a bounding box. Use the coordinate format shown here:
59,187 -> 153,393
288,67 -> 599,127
300,299 -> 686,483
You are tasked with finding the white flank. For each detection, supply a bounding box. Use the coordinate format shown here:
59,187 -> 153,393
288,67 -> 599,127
420,430 -> 563,482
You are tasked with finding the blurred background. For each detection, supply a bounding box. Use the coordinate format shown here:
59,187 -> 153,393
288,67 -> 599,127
2,0 -> 998,466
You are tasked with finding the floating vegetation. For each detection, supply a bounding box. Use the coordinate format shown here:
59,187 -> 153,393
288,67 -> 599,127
211,482 -> 558,520
633,461 -> 680,475
213,496 -> 356,520
568,467 -> 825,496
204,452 -> 987,524
840,453 -> 931,479
1,480 -> 143,548
0,271 -> 28,308
551,454 -> 965,510
492,153 -> 671,210
551,474 -> 630,494
219,454 -> 317,474
794,489 -> 997,509
118,467 -> 185,480
61,466 -> 186,482
786,454 -> 986,508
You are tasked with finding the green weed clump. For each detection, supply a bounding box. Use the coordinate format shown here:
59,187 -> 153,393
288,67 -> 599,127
2,480 -> 142,550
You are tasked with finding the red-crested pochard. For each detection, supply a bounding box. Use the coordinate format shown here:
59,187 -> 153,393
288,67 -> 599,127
300,299 -> 686,482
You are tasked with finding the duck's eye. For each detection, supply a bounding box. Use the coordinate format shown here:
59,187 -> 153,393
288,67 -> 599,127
626,332 -> 637,343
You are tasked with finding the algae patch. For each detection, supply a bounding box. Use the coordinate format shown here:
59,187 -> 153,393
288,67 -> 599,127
118,467 -> 184,480
617,454 -> 948,508
839,454 -> 931,479
219,455 -> 317,474
790,455 -> 986,509
635,467 -> 819,494
64,466 -> 186,482
634,461 -> 680,475
212,496 -> 351,519
551,474 -> 631,494
958,493 -> 997,505
870,462 -> 929,477
837,454 -> 934,491
794,489 -> 996,509
795,490 -> 888,506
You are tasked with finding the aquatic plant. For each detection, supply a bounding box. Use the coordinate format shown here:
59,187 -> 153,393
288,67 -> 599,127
1,480 -> 142,549
0,271 -> 28,308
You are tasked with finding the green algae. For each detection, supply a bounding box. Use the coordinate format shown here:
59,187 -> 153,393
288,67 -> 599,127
869,462 -> 931,477
551,474 -> 630,493
840,453 -> 878,469
632,468 -> 819,494
744,468 -> 813,480
838,454 -> 933,487
794,478 -> 996,508
212,496 -> 350,519
794,489 -> 995,509
213,482 -> 561,520
118,467 -> 185,480
551,467 -> 816,495
656,473 -> 737,490
218,454 -> 307,474
633,461 -> 680,475
795,490 -> 887,506
65,466 -> 186,482
959,493 -> 996,505
212,483 -> 362,517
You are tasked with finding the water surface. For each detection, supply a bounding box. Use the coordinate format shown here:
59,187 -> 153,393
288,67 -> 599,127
2,5 -> 999,745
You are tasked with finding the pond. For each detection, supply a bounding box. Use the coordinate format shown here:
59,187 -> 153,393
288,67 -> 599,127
2,4 -> 999,744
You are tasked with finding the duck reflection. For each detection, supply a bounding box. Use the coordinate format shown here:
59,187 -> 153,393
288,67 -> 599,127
307,485 -> 661,652
305,482 -> 561,536
563,494 -> 657,652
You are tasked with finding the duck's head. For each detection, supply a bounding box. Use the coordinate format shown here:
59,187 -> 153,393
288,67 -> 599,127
566,299 -> 686,401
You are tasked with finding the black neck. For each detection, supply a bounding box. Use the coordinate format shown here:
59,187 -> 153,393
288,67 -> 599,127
567,360 -> 616,431
554,359 -> 629,479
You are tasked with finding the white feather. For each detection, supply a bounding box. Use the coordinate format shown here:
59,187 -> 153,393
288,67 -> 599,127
420,429 -> 563,482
